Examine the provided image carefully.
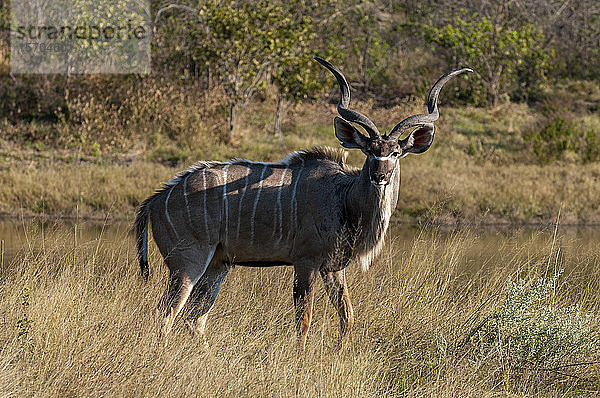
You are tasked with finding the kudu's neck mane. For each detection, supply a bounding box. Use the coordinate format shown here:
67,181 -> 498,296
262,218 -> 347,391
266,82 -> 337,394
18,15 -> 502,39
343,157 -> 400,271
281,146 -> 354,169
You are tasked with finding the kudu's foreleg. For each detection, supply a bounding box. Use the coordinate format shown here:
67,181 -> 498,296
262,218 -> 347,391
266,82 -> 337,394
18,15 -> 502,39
293,265 -> 318,352
321,269 -> 354,348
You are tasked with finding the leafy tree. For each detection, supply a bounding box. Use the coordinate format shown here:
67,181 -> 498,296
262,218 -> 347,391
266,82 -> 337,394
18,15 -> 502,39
541,0 -> 600,81
271,52 -> 328,146
268,6 -> 338,146
349,4 -> 391,95
305,0 -> 403,100
156,0 -> 319,136
199,1 -> 277,134
424,15 -> 549,107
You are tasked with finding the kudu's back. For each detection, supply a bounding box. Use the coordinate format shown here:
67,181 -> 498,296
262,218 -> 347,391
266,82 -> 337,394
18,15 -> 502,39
140,147 -> 357,270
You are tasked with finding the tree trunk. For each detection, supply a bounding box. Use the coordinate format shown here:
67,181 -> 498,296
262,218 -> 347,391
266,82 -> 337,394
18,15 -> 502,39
274,94 -> 285,148
228,103 -> 237,135
485,66 -> 503,107
487,86 -> 499,108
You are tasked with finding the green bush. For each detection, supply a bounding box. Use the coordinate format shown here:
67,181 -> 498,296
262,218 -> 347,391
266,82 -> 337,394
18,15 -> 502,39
584,129 -> 600,163
467,272 -> 598,370
524,118 -> 576,162
424,15 -> 549,107
149,146 -> 190,166
524,117 -> 600,163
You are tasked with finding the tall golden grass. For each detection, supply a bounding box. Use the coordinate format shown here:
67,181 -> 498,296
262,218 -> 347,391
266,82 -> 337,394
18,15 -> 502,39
1,221 -> 599,397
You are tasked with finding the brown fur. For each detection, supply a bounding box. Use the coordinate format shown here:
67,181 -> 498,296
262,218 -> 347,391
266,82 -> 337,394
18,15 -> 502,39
135,62 -> 466,351
135,144 -> 402,350
283,146 -> 358,173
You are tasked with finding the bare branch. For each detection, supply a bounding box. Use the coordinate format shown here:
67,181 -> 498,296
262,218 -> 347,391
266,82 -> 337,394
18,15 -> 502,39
154,4 -> 199,26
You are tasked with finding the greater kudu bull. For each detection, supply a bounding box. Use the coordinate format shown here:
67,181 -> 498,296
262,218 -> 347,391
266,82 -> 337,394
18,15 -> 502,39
135,57 -> 471,350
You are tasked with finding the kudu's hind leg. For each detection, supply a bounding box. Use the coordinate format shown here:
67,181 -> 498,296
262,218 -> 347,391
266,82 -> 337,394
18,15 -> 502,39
293,265 -> 318,352
186,261 -> 230,348
321,269 -> 354,349
158,246 -> 217,338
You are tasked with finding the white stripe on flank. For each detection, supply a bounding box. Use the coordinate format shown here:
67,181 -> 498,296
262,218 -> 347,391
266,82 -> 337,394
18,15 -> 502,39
191,245 -> 217,285
165,185 -> 178,240
162,149 -> 317,189
183,173 -> 192,228
273,167 -> 288,244
250,165 -> 268,245
202,168 -> 209,236
288,159 -> 304,240
237,167 -> 250,239
222,165 -> 229,241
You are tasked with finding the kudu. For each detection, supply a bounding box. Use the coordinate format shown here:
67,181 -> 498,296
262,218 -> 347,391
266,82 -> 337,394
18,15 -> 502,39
135,57 -> 471,350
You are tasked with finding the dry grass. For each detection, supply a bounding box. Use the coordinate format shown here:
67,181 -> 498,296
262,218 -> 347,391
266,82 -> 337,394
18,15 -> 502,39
396,156 -> 600,224
2,93 -> 600,224
1,221 -> 599,397
0,161 -> 166,219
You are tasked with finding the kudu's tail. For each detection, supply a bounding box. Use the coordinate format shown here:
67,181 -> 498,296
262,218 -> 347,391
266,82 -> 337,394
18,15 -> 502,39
134,197 -> 152,281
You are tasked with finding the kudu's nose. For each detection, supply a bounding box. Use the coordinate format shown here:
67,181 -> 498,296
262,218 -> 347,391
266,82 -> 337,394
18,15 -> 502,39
373,173 -> 386,184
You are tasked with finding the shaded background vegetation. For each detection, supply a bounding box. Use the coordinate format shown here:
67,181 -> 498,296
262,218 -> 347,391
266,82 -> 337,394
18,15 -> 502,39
1,0 -> 599,144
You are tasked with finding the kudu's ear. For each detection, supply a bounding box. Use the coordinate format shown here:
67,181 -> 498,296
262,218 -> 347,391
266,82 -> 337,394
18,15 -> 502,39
334,116 -> 369,149
399,125 -> 434,156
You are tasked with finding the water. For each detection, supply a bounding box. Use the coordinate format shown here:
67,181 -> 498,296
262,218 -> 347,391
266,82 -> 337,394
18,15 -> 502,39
0,218 -> 132,269
0,218 -> 599,276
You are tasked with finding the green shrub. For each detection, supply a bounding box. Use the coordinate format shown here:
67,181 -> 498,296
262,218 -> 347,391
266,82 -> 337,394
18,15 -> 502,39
467,272 -> 598,370
424,15 -> 548,107
584,128 -> 600,163
524,117 -> 600,163
89,142 -> 101,157
524,117 -> 576,162
149,146 -> 190,166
